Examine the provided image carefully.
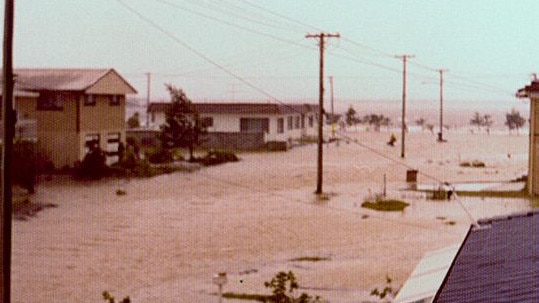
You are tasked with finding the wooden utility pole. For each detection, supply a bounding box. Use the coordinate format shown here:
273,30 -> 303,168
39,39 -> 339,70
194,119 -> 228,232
146,72 -> 151,128
395,54 -> 414,158
329,76 -> 335,140
306,32 -> 340,195
437,69 -> 448,142
1,1 -> 15,302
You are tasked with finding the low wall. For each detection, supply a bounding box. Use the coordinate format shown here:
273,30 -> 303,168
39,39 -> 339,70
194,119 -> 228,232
128,130 -> 279,151
201,132 -> 266,150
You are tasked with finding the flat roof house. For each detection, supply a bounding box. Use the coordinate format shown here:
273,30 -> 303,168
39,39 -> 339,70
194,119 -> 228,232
147,102 -> 319,150
11,68 -> 137,168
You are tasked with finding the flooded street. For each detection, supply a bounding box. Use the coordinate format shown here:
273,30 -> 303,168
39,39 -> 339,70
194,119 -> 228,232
12,131 -> 534,302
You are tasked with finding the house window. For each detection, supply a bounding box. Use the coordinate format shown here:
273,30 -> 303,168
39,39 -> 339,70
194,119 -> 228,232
295,116 -> 300,129
200,117 -> 214,128
84,134 -> 100,154
240,118 -> 269,133
37,91 -> 64,111
84,94 -> 96,106
308,115 -> 314,127
301,115 -> 305,128
287,116 -> 293,130
109,95 -> 120,106
277,118 -> 284,134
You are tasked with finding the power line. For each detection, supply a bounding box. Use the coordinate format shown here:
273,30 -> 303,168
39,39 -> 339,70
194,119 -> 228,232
196,170 -> 461,235
153,0 -> 314,50
116,0 -> 307,116
334,130 -> 478,226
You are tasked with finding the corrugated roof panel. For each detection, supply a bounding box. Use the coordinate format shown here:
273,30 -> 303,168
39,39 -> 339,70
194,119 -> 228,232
434,210 -> 539,303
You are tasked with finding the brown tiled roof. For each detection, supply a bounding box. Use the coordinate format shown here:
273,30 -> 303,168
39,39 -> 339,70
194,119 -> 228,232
13,68 -> 137,93
148,102 -> 319,115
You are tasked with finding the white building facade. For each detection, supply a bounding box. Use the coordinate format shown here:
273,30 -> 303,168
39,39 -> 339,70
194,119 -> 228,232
147,102 -> 319,150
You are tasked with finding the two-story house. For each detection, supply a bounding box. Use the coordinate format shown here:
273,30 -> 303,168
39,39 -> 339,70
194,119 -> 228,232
12,68 -> 137,168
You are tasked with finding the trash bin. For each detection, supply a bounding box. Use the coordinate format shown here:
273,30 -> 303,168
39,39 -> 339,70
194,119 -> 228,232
406,169 -> 418,183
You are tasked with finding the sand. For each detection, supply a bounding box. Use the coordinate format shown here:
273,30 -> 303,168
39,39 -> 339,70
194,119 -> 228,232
11,130 -> 533,302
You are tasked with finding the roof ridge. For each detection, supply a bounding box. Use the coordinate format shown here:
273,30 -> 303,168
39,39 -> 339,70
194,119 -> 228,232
476,209 -> 539,226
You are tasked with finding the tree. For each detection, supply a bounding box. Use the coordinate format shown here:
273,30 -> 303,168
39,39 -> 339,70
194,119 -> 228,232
264,271 -> 321,303
505,108 -> 526,134
470,111 -> 484,131
345,105 -> 358,126
127,112 -> 141,129
363,114 -> 391,132
160,84 -> 207,160
415,117 -> 426,129
482,114 -> 493,134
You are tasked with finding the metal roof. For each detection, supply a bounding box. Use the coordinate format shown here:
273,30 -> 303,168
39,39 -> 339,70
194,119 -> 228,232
148,102 -> 319,115
13,68 -> 137,93
394,246 -> 459,303
434,210 -> 539,303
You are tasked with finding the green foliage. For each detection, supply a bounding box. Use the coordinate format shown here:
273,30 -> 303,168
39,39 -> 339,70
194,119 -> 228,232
222,292 -> 270,302
145,147 -> 173,164
0,141 -> 53,193
127,112 -> 141,129
362,113 -> 391,131
370,275 -> 398,302
12,141 -> 40,193
415,117 -> 427,127
361,199 -> 409,212
345,105 -> 358,126
470,111 -> 484,130
102,291 -> 130,303
264,271 -> 321,303
459,160 -> 485,167
159,84 -> 207,160
505,108 -> 526,134
201,150 -> 239,166
75,145 -> 107,179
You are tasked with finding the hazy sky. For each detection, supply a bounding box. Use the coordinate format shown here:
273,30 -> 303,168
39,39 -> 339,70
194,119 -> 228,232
6,0 -> 539,109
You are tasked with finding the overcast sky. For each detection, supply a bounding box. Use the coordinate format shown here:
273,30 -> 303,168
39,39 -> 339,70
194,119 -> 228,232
6,0 -> 539,110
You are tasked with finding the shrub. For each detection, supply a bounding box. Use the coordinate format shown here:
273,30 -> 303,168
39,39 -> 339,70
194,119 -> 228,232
75,147 -> 107,179
145,147 -> 173,164
201,150 -> 239,166
0,141 -> 46,193
361,199 -> 409,212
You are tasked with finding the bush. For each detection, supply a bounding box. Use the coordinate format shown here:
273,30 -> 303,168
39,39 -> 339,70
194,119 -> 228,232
145,147 -> 173,164
75,147 -> 107,179
0,141 -> 45,193
201,150 -> 239,166
361,199 -> 409,212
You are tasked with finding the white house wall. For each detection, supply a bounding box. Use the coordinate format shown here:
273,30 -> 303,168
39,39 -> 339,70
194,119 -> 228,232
149,110 -> 318,143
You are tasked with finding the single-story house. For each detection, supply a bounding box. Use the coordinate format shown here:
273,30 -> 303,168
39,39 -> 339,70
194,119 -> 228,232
147,102 -> 320,150
433,210 -> 539,302
5,68 -> 137,168
517,80 -> 539,195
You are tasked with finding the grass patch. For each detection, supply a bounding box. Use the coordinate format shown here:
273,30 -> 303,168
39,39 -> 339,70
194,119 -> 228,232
459,160 -> 486,167
289,256 -> 330,262
455,189 -> 528,198
222,292 -> 270,302
361,199 -> 409,212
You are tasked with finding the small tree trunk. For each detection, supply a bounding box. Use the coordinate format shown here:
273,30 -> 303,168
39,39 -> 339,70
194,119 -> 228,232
188,144 -> 194,161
